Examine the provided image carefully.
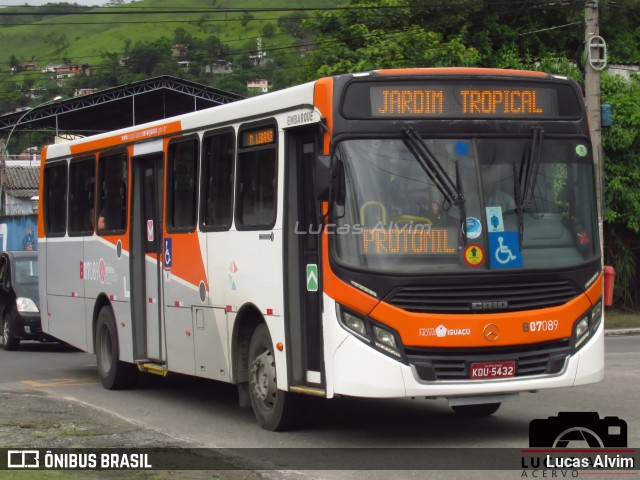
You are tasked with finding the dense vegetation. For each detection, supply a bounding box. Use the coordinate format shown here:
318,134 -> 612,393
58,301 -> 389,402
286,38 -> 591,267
1,0 -> 639,306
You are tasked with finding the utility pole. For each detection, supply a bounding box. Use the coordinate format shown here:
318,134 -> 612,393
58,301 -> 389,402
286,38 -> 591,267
584,0 -> 605,258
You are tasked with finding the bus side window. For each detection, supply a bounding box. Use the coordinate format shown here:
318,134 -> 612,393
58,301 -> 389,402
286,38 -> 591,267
68,156 -> 95,235
236,124 -> 277,230
97,152 -> 128,234
168,138 -> 198,232
200,130 -> 234,231
44,162 -> 68,236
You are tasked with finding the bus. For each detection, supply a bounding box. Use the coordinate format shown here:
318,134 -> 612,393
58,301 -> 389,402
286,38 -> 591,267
39,68 -> 603,431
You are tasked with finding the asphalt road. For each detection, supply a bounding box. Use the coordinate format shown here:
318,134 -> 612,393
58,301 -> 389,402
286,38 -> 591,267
0,335 -> 638,478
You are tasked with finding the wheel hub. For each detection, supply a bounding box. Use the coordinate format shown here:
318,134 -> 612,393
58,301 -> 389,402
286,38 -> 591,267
251,349 -> 276,406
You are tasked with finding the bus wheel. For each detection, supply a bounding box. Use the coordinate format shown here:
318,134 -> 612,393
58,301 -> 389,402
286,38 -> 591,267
95,306 -> 137,390
2,314 -> 20,351
451,403 -> 501,417
248,324 -> 300,431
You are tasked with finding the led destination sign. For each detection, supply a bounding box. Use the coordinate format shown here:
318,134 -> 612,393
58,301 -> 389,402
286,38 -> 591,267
362,227 -> 458,255
242,127 -> 275,147
371,85 -> 557,118
342,81 -> 580,119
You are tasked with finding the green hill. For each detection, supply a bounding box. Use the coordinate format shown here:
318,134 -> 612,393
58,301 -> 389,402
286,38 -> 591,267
0,0 -> 342,101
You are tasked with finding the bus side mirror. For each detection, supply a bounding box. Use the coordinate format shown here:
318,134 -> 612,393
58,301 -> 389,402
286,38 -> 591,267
331,159 -> 346,207
315,154 -> 333,201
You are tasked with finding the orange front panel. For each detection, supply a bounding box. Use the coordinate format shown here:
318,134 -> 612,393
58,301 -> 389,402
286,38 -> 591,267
369,277 -> 602,348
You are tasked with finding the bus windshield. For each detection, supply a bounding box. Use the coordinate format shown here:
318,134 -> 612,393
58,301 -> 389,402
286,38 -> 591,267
333,136 -> 598,273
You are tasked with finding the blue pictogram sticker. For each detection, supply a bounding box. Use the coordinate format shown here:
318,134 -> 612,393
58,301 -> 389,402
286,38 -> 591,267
488,231 -> 522,269
164,238 -> 172,267
485,206 -> 505,232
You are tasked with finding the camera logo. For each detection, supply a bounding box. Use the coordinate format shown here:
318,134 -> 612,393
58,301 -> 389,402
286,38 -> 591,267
7,450 -> 40,468
529,412 -> 627,448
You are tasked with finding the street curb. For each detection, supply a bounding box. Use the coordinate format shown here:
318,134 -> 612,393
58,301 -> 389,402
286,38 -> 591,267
604,328 -> 640,336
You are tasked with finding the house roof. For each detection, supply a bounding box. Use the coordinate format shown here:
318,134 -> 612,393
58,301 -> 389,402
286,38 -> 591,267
4,165 -> 40,199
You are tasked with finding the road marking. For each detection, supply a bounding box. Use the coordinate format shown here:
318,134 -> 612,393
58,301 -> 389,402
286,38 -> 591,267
22,377 -> 98,388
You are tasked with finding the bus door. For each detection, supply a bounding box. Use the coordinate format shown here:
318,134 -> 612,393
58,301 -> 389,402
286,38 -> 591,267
130,153 -> 165,362
284,125 -> 325,392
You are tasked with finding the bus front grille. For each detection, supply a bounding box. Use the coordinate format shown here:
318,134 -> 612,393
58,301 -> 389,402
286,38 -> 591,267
405,339 -> 572,381
387,280 -> 578,313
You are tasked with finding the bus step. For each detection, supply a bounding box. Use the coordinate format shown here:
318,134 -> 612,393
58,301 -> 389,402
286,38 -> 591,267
289,386 -> 326,397
138,363 -> 168,377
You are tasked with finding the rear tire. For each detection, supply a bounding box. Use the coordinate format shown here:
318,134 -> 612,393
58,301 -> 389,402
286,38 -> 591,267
95,306 -> 137,389
451,402 -> 501,417
2,313 -> 20,351
248,323 -> 300,431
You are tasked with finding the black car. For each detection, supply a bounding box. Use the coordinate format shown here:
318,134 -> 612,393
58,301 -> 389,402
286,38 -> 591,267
0,251 -> 52,350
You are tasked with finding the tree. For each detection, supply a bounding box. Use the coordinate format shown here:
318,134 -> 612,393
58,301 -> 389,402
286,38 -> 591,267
601,73 -> 640,306
240,13 -> 253,27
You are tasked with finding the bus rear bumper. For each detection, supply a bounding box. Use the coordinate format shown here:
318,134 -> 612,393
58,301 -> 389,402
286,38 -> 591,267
331,323 -> 604,399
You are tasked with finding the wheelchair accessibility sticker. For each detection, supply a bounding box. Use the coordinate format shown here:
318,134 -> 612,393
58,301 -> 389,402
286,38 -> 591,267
488,232 -> 522,269
164,238 -> 172,267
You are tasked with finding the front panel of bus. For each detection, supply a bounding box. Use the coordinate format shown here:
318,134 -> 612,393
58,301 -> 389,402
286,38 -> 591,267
319,71 -> 603,399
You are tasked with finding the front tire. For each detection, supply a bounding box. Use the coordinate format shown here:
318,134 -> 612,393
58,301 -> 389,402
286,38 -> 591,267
248,323 -> 300,431
95,306 -> 137,389
2,313 -> 20,351
451,402 -> 501,417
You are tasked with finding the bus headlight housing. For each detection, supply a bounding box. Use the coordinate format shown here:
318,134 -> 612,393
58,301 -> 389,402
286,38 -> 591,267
572,299 -> 602,351
343,311 -> 368,339
372,325 -> 401,357
338,306 -> 404,359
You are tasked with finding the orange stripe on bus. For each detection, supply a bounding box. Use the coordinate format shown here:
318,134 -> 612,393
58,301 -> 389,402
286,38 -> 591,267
375,68 -> 548,77
314,77 -> 334,154
321,228 -> 379,316
69,121 -> 182,155
163,233 -> 208,291
37,146 -> 48,238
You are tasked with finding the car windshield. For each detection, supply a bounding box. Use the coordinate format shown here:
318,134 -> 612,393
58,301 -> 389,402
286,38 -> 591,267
332,137 -> 598,273
14,258 -> 38,285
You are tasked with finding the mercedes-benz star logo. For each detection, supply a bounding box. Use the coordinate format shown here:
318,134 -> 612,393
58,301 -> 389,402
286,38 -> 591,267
483,324 -> 500,342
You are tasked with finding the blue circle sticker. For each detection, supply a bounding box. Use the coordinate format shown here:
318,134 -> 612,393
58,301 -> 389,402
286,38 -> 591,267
465,217 -> 482,239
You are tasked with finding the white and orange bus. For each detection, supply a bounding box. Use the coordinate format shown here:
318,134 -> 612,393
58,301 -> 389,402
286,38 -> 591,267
39,68 -> 603,430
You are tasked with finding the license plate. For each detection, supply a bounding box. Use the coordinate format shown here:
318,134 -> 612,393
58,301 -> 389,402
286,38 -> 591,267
470,361 -> 516,379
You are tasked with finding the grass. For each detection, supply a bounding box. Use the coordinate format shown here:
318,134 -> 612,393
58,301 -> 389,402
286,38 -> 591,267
604,308 -> 640,330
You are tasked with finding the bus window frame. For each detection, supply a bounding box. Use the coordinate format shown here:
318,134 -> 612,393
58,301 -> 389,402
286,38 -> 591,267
199,127 -> 236,233
96,149 -> 129,237
43,160 -> 68,238
235,120 -> 279,232
166,134 -> 200,234
67,155 -> 96,237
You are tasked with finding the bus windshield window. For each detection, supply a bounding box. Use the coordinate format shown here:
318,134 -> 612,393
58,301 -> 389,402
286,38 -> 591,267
333,137 -> 598,273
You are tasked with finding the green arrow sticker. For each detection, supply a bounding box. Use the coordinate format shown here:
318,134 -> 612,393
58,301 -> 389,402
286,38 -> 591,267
306,264 -> 318,292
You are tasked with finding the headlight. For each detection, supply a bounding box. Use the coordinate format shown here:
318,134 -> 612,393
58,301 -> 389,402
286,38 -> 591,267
16,297 -> 39,313
572,299 -> 603,351
338,305 -> 404,359
574,317 -> 589,348
342,311 -> 368,339
372,325 -> 401,357
590,300 -> 603,332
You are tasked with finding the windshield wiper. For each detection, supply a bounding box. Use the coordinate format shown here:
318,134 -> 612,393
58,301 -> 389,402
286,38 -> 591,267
513,163 -> 524,243
402,126 -> 466,241
519,125 -> 544,211
402,127 -> 465,208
